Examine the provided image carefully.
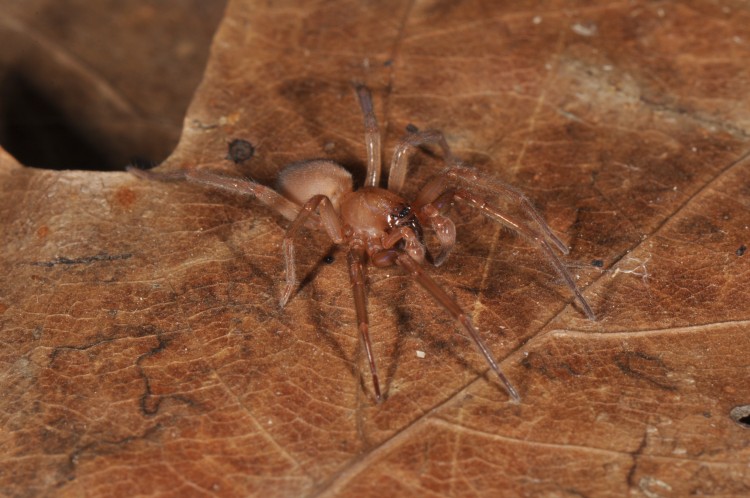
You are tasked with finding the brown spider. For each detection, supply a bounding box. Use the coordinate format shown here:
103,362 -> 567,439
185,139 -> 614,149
128,85 -> 595,403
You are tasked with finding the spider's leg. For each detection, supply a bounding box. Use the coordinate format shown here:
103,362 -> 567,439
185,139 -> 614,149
444,165 -> 570,255
388,130 -> 453,194
453,187 -> 596,320
127,166 -> 301,222
355,85 -> 382,188
280,194 -> 343,308
385,250 -> 520,402
347,245 -> 382,402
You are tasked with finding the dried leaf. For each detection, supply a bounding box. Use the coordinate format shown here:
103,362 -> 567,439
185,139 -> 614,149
2,1 -> 750,497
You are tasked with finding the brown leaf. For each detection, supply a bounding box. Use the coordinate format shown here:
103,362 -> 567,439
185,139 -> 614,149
2,1 -> 750,497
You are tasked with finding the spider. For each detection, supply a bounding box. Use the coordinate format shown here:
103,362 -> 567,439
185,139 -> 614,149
128,85 -> 595,403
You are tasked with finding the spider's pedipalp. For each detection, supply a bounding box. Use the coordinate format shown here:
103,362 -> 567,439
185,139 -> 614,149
417,203 -> 456,266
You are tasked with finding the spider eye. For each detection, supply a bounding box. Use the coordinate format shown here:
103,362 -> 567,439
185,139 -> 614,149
397,206 -> 410,218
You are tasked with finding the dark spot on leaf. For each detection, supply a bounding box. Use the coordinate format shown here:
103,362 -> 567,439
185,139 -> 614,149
676,215 -> 725,243
520,351 -> 590,380
521,351 -> 548,374
227,138 -> 255,164
30,253 -> 132,267
614,351 -> 676,391
432,339 -> 449,352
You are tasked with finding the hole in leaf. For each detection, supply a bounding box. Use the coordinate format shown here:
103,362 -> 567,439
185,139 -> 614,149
729,405 -> 750,428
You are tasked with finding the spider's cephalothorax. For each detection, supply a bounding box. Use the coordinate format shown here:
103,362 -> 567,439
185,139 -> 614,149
129,85 -> 595,403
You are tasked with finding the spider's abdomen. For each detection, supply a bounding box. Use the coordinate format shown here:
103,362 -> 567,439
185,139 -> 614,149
277,160 -> 353,209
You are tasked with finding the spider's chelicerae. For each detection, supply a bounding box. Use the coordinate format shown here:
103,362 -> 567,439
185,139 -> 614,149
129,85 -> 595,403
